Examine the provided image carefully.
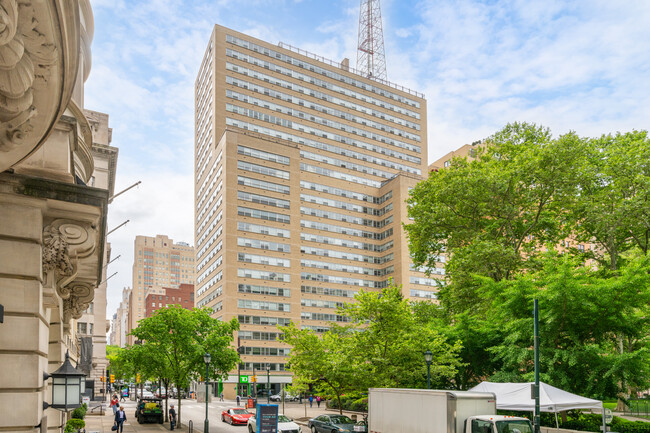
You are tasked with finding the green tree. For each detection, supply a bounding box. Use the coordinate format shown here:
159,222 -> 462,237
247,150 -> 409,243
282,284 -> 461,408
480,252 -> 650,398
405,122 -> 582,314
282,322 -> 358,414
130,306 -> 239,425
340,285 -> 461,390
566,131 -> 650,270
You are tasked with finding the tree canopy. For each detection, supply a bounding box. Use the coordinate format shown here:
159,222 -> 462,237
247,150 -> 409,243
282,284 -> 462,412
405,123 -> 650,398
119,306 -> 239,424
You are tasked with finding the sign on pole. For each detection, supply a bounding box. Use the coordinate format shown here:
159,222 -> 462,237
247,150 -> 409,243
257,404 -> 278,433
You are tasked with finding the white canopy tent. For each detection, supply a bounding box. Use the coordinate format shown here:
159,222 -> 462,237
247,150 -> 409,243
469,382 -> 606,432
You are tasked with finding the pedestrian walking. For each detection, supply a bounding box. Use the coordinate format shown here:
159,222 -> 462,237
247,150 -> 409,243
237,395 -> 241,406
220,392 -> 224,402
316,395 -> 321,407
114,405 -> 127,432
309,395 -> 313,408
169,404 -> 177,430
110,394 -> 119,415
120,388 -> 126,402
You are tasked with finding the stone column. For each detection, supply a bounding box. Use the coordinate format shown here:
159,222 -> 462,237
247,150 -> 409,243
0,203 -> 48,432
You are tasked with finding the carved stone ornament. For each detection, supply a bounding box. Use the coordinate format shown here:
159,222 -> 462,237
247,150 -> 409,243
0,0 -> 80,171
42,219 -> 98,323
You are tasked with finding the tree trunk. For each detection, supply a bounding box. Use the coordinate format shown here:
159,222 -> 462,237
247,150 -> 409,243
164,380 -> 169,422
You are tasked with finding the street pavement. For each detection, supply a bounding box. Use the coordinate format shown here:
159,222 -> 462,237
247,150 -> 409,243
85,397 -> 358,432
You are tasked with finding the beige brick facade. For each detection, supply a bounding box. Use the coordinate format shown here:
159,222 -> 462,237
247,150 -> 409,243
194,24 -> 442,398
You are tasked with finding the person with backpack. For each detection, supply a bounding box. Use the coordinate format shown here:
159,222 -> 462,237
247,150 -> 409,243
169,404 -> 177,430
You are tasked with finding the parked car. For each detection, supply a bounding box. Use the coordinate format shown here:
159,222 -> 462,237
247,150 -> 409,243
269,393 -> 299,402
222,408 -> 253,425
308,414 -> 356,433
247,414 -> 300,433
140,390 -> 154,398
134,397 -> 164,424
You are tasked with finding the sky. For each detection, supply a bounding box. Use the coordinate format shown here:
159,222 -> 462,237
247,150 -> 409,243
84,0 -> 650,322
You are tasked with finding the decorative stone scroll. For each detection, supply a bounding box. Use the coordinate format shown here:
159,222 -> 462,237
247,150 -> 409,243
42,219 -> 98,324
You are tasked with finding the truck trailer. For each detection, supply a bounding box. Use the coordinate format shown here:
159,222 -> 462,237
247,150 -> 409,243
368,388 -> 534,433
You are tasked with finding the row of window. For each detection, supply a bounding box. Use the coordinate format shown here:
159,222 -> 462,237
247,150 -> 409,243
301,181 -> 393,204
300,312 -> 350,322
410,289 -> 438,299
238,175 -> 289,194
196,286 -> 222,308
300,219 -> 394,241
197,211 -> 223,257
238,283 -> 291,297
228,90 -> 421,148
226,75 -> 421,134
238,331 -> 284,341
301,298 -> 343,309
301,259 -> 394,277
238,253 -> 290,268
227,102 -> 421,166
238,221 -> 290,238
225,118 -> 420,174
225,39 -> 421,110
238,315 -> 291,326
299,161 -> 381,188
238,206 -> 290,224
301,246 -> 394,264
301,232 -> 393,253
238,160 -> 290,180
238,268 -> 291,282
301,206 -> 393,229
237,145 -> 290,165
238,237 -> 290,253
301,285 -> 358,298
239,346 -> 291,356
238,190 -> 290,209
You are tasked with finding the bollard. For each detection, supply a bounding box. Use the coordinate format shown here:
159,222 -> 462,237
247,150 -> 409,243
188,420 -> 193,433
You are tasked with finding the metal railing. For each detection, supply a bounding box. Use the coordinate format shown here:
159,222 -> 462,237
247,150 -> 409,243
623,398 -> 650,416
277,42 -> 425,99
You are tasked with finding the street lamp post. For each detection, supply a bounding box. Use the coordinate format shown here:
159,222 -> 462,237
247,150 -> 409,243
204,353 -> 211,433
424,349 -> 433,389
266,365 -> 270,404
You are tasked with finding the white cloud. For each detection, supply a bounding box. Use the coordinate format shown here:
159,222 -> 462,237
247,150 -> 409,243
87,0 -> 650,324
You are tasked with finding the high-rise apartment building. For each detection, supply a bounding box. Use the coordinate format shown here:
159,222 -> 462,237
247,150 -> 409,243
194,24 -> 440,398
127,235 -> 195,344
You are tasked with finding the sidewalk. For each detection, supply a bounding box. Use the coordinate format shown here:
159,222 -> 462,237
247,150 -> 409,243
84,400 -> 170,433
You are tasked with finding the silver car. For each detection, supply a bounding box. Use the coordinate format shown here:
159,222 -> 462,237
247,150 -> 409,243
247,414 -> 300,433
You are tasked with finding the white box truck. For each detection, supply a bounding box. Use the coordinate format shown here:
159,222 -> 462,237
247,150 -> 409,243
368,388 -> 534,433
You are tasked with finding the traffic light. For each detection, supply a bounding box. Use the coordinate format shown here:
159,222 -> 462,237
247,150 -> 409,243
252,375 -> 257,383
136,373 -> 141,383
100,376 -> 105,383
110,374 -> 115,383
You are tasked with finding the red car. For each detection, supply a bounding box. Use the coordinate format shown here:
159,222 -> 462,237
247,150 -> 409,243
222,408 -> 253,425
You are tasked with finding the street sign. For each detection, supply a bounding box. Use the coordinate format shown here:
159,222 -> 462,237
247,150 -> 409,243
604,408 -> 613,424
240,375 -> 250,383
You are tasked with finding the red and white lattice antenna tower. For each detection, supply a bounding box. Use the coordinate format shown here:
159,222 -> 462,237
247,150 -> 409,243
356,0 -> 387,81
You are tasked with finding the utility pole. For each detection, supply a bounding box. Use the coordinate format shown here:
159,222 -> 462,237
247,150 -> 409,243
534,299 -> 540,433
356,0 -> 387,80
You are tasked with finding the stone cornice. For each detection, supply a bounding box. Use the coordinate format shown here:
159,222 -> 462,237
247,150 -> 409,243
0,0 -> 82,172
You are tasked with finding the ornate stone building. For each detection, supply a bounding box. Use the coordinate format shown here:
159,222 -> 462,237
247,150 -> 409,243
0,1 -> 110,431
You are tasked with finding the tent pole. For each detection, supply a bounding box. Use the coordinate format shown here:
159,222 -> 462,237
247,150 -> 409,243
602,402 -> 607,433
555,411 -> 559,432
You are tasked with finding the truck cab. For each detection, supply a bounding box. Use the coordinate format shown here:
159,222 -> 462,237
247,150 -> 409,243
467,415 -> 534,433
